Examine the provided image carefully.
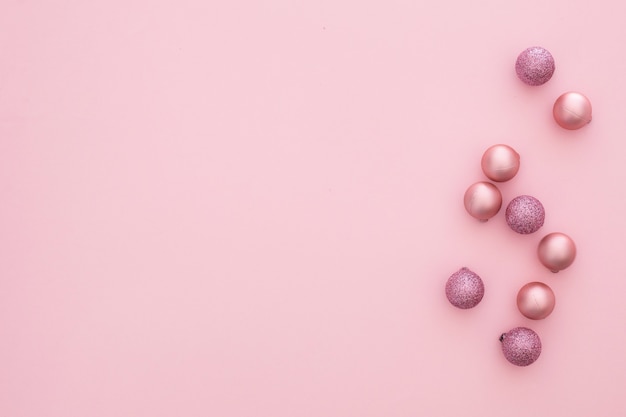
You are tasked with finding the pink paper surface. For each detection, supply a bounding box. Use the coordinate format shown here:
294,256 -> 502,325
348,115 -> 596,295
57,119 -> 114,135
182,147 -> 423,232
2,1 -> 626,416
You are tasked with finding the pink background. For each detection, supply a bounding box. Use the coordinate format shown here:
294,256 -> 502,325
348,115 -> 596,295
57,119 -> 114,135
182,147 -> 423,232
2,1 -> 626,416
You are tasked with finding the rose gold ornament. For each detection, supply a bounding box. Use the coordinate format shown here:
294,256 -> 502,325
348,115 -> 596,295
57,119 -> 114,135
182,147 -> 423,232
463,182 -> 502,221
516,282 -> 556,320
553,92 -> 592,130
537,232 -> 577,272
481,144 -> 521,182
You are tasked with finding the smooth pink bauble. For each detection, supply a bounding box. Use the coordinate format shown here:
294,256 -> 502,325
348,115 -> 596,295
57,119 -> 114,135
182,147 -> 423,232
516,282 -> 556,320
464,182 -> 502,221
481,144 -> 521,182
553,92 -> 592,130
537,232 -> 577,272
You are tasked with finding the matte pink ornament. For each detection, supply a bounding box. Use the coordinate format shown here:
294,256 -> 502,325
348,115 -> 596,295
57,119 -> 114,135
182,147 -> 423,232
464,182 -> 502,221
537,232 -> 577,272
481,144 -> 521,182
500,327 -> 542,366
515,47 -> 555,86
516,282 -> 556,320
553,92 -> 592,130
445,267 -> 484,309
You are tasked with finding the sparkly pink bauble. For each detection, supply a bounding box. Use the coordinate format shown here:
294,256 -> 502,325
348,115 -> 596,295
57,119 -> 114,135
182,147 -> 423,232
553,92 -> 592,130
515,47 -> 555,86
516,282 -> 555,320
481,144 -> 521,182
464,182 -> 502,221
500,327 -> 542,366
445,267 -> 485,309
505,195 -> 545,234
537,232 -> 577,272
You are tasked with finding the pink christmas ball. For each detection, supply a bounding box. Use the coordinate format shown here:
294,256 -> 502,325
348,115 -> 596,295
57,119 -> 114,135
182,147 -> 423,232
553,91 -> 592,130
505,195 -> 545,234
500,327 -> 542,366
445,267 -> 485,309
515,46 -> 555,86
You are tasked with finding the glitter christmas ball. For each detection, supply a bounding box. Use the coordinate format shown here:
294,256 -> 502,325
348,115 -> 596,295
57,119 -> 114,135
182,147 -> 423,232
537,232 -> 577,272
481,144 -> 521,182
505,195 -> 545,234
445,267 -> 485,309
517,282 -> 555,320
500,327 -> 542,366
515,46 -> 555,86
553,92 -> 592,130
464,182 -> 503,221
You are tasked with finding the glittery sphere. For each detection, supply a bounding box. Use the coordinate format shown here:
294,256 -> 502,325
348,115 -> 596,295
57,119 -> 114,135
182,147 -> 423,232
515,47 -> 555,86
481,144 -> 521,182
500,327 -> 542,366
445,267 -> 485,309
505,195 -> 545,234
537,232 -> 577,272
464,182 -> 503,221
553,92 -> 592,130
516,282 -> 556,320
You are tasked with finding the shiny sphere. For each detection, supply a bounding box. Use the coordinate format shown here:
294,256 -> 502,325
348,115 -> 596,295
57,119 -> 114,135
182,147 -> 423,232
464,182 -> 503,221
515,46 -> 555,86
553,92 -> 592,130
537,232 -> 577,272
505,195 -> 545,234
516,282 -> 556,320
445,267 -> 485,309
500,327 -> 542,366
481,144 -> 521,182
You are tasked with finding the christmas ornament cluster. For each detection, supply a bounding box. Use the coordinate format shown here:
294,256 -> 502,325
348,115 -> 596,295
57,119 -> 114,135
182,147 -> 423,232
445,46 -> 586,367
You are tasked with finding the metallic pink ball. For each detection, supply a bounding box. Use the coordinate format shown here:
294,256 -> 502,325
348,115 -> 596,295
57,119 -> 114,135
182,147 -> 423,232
505,195 -> 545,234
516,282 -> 556,320
464,182 -> 503,221
515,46 -> 555,86
553,92 -> 592,130
445,267 -> 485,309
537,232 -> 577,272
481,144 -> 521,182
500,327 -> 542,366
